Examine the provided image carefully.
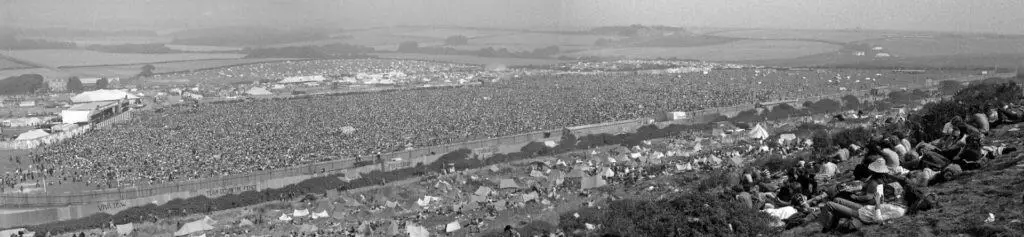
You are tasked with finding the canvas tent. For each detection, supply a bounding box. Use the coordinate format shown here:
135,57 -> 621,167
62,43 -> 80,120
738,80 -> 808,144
174,218 -> 215,236
445,221 -> 462,232
749,124 -> 769,140
71,89 -> 139,103
15,129 -> 49,141
245,87 -> 273,96
116,223 -> 134,235
406,223 -> 429,237
581,175 -> 608,190
474,186 -> 493,196
499,179 -> 519,189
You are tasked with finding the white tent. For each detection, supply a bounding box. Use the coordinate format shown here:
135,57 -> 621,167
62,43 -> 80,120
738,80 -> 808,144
245,87 -> 273,96
406,223 -> 430,237
15,129 -> 49,141
499,179 -> 519,189
445,221 -> 461,233
71,90 -> 139,103
749,124 -> 769,140
280,75 -> 326,84
115,223 -> 134,236
174,218 -> 215,236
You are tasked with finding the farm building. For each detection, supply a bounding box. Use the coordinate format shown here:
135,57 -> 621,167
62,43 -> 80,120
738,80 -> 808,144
70,90 -> 140,104
853,51 -> 866,56
875,53 -> 892,58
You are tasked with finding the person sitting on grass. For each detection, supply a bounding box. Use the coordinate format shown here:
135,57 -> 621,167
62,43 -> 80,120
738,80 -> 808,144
821,159 -> 907,233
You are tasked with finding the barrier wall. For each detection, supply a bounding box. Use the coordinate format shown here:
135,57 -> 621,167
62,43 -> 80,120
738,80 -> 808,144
0,72 -> 1005,228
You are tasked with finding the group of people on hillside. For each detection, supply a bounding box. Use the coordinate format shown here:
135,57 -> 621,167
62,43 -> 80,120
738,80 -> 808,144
731,103 -> 1023,233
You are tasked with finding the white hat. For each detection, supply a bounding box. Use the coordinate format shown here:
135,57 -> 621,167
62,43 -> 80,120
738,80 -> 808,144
868,159 -> 890,174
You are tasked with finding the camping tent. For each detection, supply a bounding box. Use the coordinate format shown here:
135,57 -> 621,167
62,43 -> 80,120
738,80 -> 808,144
749,124 -> 769,140
15,129 -> 49,141
499,179 -> 519,189
567,167 -> 587,178
116,223 -> 134,235
474,186 -> 493,196
245,87 -> 273,96
71,89 -> 140,103
238,219 -> 255,227
299,224 -> 319,233
174,218 -> 215,236
406,223 -> 430,237
445,221 -> 462,232
778,133 -> 797,144
581,175 -> 608,190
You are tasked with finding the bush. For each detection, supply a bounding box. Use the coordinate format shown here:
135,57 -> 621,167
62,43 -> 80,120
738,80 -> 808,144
831,127 -> 874,149
0,74 -> 45,95
559,193 -> 779,236
766,103 -> 797,120
444,35 -> 469,46
808,98 -> 842,114
938,80 -> 963,95
841,94 -> 861,110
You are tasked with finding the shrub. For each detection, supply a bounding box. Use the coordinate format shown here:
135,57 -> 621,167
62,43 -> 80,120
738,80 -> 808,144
841,94 -> 861,110
559,193 -> 779,236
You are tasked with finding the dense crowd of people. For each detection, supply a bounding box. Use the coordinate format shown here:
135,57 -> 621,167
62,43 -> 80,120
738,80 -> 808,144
150,59 -> 487,85
2,60 -> 972,190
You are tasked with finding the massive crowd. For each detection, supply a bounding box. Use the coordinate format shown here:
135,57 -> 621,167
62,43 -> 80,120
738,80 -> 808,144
3,61 -> 971,190
150,59 -> 488,85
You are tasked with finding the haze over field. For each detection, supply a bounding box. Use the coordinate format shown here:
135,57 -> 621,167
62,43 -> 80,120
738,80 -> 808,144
3,0 -> 1023,34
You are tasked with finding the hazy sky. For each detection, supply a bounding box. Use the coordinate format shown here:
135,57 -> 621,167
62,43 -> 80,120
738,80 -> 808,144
3,0 -> 1023,34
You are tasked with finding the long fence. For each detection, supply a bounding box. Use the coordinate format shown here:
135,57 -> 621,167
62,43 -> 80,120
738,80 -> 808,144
0,72 -> 1005,228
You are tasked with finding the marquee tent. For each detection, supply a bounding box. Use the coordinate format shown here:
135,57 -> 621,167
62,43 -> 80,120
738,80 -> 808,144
71,90 -> 139,103
15,129 -> 49,141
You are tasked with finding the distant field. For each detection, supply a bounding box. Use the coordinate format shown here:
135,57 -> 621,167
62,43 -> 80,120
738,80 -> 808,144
19,36 -> 171,46
749,51 -> 1024,69
62,58 -> 297,78
0,58 -> 30,70
469,33 -> 612,49
390,28 -> 513,39
165,44 -> 243,52
860,36 -> 1024,57
3,49 -> 245,67
564,40 -> 842,61
708,29 -> 891,43
374,53 -> 566,66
